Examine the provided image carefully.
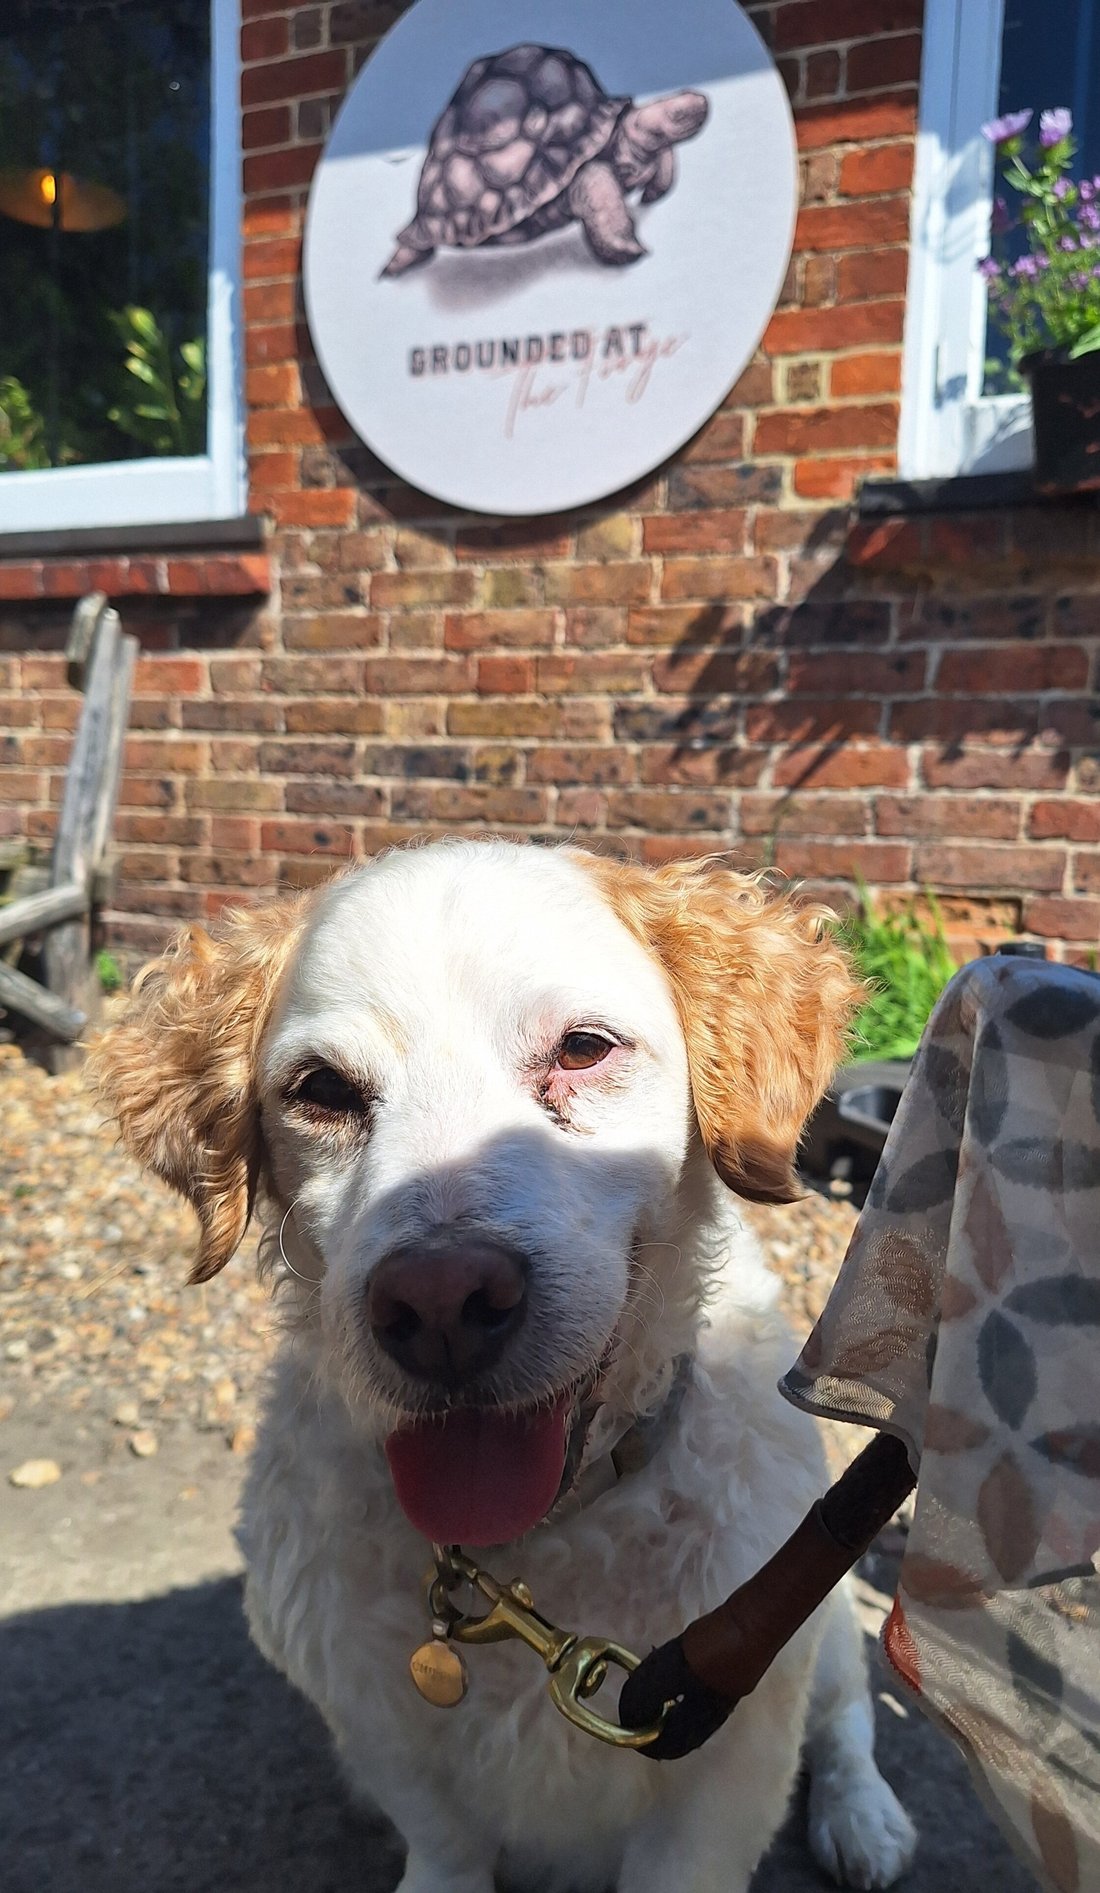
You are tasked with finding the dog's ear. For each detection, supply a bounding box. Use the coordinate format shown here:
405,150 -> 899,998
587,857 -> 863,1204
88,895 -> 309,1282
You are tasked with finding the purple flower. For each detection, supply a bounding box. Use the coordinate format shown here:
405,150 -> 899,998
1082,205 -> 1100,231
982,108 -> 1032,143
1071,270 -> 1090,289
1061,235 -> 1079,251
1082,181 -> 1095,202
978,256 -> 1002,280
991,194 -> 1013,233
1053,178 -> 1073,199
1013,254 -> 1041,277
1040,107 -> 1072,146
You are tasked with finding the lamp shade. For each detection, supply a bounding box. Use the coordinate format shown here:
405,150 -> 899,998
0,168 -> 127,233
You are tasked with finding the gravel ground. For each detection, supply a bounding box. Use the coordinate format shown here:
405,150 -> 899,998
0,1039 -> 1038,1893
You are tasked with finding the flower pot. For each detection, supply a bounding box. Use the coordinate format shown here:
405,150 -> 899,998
1023,348 -> 1100,494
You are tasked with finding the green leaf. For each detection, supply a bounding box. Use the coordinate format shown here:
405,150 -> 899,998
1069,323 -> 1100,359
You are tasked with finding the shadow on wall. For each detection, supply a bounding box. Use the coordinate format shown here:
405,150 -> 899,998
0,1566 -> 1040,1893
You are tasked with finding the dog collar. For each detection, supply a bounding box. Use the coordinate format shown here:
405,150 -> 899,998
551,1351 -> 694,1519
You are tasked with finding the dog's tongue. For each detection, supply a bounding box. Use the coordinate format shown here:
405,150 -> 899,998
385,1401 -> 569,1546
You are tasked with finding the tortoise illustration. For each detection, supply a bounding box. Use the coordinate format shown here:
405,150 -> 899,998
382,43 -> 709,276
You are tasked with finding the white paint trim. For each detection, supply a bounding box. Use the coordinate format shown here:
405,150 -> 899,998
0,0 -> 245,534
899,0 -> 1034,479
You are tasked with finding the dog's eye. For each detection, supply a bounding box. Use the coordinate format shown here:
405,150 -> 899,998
557,1031 -> 614,1072
292,1067 -> 368,1116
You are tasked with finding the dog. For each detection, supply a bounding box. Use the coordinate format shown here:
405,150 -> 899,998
93,839 -> 916,1893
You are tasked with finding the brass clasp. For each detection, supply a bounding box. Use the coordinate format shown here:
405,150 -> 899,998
431,1548 -> 666,1751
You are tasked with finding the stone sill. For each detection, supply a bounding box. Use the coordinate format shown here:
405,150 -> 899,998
0,537 -> 270,604
860,470 -> 1100,515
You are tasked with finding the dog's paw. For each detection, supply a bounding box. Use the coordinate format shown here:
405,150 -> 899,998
808,1767 -> 917,1890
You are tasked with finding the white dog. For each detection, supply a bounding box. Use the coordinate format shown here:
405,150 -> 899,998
94,840 -> 916,1893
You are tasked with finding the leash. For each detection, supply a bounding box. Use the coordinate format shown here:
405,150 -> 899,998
406,1355 -> 694,1750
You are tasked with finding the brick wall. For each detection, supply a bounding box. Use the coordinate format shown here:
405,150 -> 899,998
2,0 -> 1099,965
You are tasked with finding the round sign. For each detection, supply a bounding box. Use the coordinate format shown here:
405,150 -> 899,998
304,0 -> 797,516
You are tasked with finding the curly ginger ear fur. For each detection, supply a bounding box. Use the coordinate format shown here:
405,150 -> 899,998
87,893 -> 311,1282
584,856 -> 864,1204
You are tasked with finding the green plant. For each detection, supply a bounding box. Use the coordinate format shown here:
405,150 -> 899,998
95,949 -> 124,993
106,306 -> 206,456
979,107 -> 1100,368
838,883 -> 956,1064
0,374 -> 50,470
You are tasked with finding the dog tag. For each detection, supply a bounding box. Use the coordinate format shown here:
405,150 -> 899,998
410,1637 -> 468,1708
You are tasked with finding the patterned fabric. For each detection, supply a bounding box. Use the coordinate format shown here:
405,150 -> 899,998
781,957 -> 1100,1893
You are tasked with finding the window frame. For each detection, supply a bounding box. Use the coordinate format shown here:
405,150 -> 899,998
899,0 -> 1036,482
0,0 -> 245,532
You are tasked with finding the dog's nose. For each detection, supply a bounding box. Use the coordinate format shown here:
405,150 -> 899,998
367,1238 -> 528,1384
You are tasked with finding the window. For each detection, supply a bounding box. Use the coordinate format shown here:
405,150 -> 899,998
901,0 -> 1100,481
0,0 -> 243,531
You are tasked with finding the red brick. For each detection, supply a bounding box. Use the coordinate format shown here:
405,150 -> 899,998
259,739 -> 357,776
243,235 -> 302,280
765,302 -> 906,355
248,449 -> 298,491
0,771 -> 46,803
262,657 -> 364,696
372,570 -> 479,609
657,556 -> 777,602
240,49 -> 347,108
444,611 -> 557,652
448,701 -> 557,739
563,608 -> 624,648
725,360 -> 775,407
773,0 -> 922,50
211,817 -> 261,851
1024,897 -> 1100,941
0,564 -> 44,600
267,490 -> 356,529
477,656 -> 535,694
133,658 -> 206,695
260,819 -> 356,855
916,845 -> 1066,893
642,511 -> 749,555
876,796 -> 1022,840
364,657 -> 475,694
638,747 -> 768,788
924,517 -> 1007,565
455,523 -> 573,562
525,746 -> 634,787
542,564 -> 651,606
936,646 -> 1089,694
244,279 -> 297,324
241,15 -> 289,60
755,404 -> 898,455
793,455 -> 894,499
284,781 -> 388,819
847,35 -> 923,92
248,406 -> 337,446
604,790 -> 732,833
284,699 -> 383,734
244,145 -> 322,195
797,97 -> 918,151
774,840 -> 911,882
837,249 -> 910,301
746,700 -> 882,741
773,744 -> 910,789
1072,852 -> 1100,894
669,464 -> 784,510
830,352 -> 902,398
1030,799 -> 1100,843
652,651 -> 780,694
391,784 -> 548,825
246,362 -> 300,407
741,794 -> 868,837
891,700 -> 1037,744
627,605 -> 743,646
788,651 -> 925,694
537,655 -> 651,695
754,509 -> 850,554
283,613 -> 384,651
242,104 -> 291,150
123,737 -> 208,774
681,412 -> 747,463
846,518 -> 924,567
164,554 -> 271,595
839,144 -> 914,196
795,199 -> 911,253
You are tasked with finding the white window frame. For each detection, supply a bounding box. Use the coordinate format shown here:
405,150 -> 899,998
900,0 -> 1036,480
0,0 -> 245,532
